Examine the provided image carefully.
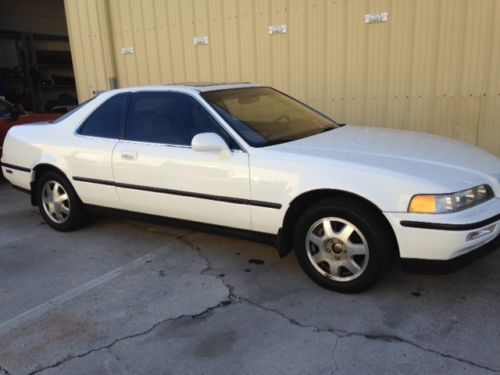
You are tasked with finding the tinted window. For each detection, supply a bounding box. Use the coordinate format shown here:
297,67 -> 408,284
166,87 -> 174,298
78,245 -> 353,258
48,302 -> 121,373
126,92 -> 238,148
0,99 -> 12,118
79,93 -> 127,138
51,96 -> 96,124
202,87 -> 338,147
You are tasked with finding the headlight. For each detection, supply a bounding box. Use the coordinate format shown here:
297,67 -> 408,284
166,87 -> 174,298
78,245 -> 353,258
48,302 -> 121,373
408,184 -> 494,213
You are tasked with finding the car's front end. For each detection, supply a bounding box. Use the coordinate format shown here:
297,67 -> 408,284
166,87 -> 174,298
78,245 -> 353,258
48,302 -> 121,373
263,123 -> 500,270
380,154 -> 500,267
385,189 -> 499,266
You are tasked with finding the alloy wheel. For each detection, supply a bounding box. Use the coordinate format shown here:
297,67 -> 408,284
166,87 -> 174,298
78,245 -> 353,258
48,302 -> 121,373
305,217 -> 369,282
41,180 -> 71,224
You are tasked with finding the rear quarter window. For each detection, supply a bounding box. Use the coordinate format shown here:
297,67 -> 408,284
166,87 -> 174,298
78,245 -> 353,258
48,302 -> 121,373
78,93 -> 128,139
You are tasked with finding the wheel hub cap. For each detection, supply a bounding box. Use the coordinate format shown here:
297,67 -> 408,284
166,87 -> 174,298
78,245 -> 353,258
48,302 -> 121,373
324,238 -> 346,254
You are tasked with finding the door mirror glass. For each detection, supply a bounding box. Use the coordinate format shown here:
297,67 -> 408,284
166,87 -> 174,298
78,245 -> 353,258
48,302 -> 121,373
192,132 -> 230,156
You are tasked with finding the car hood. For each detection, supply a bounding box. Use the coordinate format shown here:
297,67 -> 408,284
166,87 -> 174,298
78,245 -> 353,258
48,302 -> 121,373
272,125 -> 500,192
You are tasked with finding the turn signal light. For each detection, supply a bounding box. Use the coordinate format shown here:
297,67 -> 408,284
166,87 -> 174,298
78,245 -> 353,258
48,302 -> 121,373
408,195 -> 436,213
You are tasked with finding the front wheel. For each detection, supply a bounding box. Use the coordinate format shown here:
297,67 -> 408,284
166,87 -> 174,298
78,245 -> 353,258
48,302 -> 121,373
293,197 -> 392,293
37,171 -> 87,231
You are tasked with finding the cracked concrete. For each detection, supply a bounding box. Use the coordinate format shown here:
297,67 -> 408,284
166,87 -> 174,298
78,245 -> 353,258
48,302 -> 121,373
28,299 -> 235,375
1,180 -> 499,374
236,297 -> 499,373
37,301 -> 497,375
0,364 -> 12,375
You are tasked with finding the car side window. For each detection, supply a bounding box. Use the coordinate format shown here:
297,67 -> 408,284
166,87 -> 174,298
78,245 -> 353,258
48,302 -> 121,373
125,92 -> 239,149
0,100 -> 12,118
78,93 -> 128,139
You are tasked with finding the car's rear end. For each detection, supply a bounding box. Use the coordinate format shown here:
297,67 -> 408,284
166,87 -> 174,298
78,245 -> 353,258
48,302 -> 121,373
0,123 -> 49,189
1,112 -> 60,159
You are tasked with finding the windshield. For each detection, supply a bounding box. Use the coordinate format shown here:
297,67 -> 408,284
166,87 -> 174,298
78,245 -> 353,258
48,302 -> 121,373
0,99 -> 12,117
202,87 -> 338,147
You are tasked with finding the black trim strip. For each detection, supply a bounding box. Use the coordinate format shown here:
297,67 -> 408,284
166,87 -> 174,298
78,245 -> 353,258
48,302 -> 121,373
400,214 -> 500,231
74,176 -> 115,186
73,176 -> 282,209
0,162 -> 31,173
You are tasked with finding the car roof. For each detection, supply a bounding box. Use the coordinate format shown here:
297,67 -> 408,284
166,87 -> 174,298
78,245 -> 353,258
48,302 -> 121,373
167,82 -> 264,92
109,82 -> 263,95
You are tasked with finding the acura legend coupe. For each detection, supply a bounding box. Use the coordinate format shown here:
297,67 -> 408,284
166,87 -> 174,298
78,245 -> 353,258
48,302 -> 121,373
1,83 -> 499,292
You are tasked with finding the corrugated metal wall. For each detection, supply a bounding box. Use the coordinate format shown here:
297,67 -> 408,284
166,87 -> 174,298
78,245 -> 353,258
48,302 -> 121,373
64,0 -> 500,156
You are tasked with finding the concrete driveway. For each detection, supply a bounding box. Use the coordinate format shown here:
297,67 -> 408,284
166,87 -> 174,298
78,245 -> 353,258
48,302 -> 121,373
0,178 -> 499,375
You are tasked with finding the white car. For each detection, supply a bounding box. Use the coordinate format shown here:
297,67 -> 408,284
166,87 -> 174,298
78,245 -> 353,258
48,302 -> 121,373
1,83 -> 499,292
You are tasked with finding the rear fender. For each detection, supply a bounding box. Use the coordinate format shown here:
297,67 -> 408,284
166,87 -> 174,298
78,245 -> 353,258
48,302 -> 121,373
30,156 -> 72,206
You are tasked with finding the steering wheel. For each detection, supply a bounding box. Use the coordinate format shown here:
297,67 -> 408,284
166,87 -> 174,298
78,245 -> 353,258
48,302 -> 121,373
266,114 -> 290,135
274,114 -> 290,123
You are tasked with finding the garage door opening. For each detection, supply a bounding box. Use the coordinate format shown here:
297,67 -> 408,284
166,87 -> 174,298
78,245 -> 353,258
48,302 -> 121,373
0,0 -> 77,114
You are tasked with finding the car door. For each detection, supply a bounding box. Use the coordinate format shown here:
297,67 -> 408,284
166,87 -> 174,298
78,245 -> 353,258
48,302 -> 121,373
112,91 -> 252,230
69,93 -> 128,208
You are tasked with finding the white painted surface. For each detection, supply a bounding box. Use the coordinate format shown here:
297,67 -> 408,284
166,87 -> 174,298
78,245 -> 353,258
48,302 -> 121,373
2,84 -> 499,261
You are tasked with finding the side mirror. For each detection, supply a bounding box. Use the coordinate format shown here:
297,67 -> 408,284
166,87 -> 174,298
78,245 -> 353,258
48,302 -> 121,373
192,132 -> 231,159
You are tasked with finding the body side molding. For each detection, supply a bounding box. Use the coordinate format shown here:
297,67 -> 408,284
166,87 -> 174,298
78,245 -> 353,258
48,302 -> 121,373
73,176 -> 282,209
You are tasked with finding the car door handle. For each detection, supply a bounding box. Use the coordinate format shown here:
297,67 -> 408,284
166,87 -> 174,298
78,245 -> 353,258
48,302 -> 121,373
121,151 -> 137,161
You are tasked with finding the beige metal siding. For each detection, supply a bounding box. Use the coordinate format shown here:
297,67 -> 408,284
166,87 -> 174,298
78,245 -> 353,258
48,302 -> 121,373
64,0 -> 500,156
64,0 -> 116,98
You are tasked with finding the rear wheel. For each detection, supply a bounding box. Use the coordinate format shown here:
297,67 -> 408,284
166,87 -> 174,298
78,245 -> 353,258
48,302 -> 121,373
37,171 -> 87,231
294,197 -> 391,293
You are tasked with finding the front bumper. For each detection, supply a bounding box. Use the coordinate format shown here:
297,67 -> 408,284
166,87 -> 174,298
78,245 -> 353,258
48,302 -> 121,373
384,198 -> 500,261
400,234 -> 499,274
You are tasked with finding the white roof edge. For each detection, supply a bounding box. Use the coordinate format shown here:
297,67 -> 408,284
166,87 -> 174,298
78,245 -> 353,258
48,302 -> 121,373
100,82 -> 265,96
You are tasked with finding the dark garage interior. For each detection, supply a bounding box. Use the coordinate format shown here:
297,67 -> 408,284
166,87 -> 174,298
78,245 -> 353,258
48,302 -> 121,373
0,0 -> 77,113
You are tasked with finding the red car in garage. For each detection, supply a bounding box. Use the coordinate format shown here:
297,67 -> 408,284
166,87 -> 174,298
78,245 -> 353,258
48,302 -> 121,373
0,98 -> 60,158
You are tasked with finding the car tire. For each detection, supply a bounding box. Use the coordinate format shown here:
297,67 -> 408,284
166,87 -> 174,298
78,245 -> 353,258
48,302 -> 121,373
293,197 -> 392,293
37,171 -> 87,231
